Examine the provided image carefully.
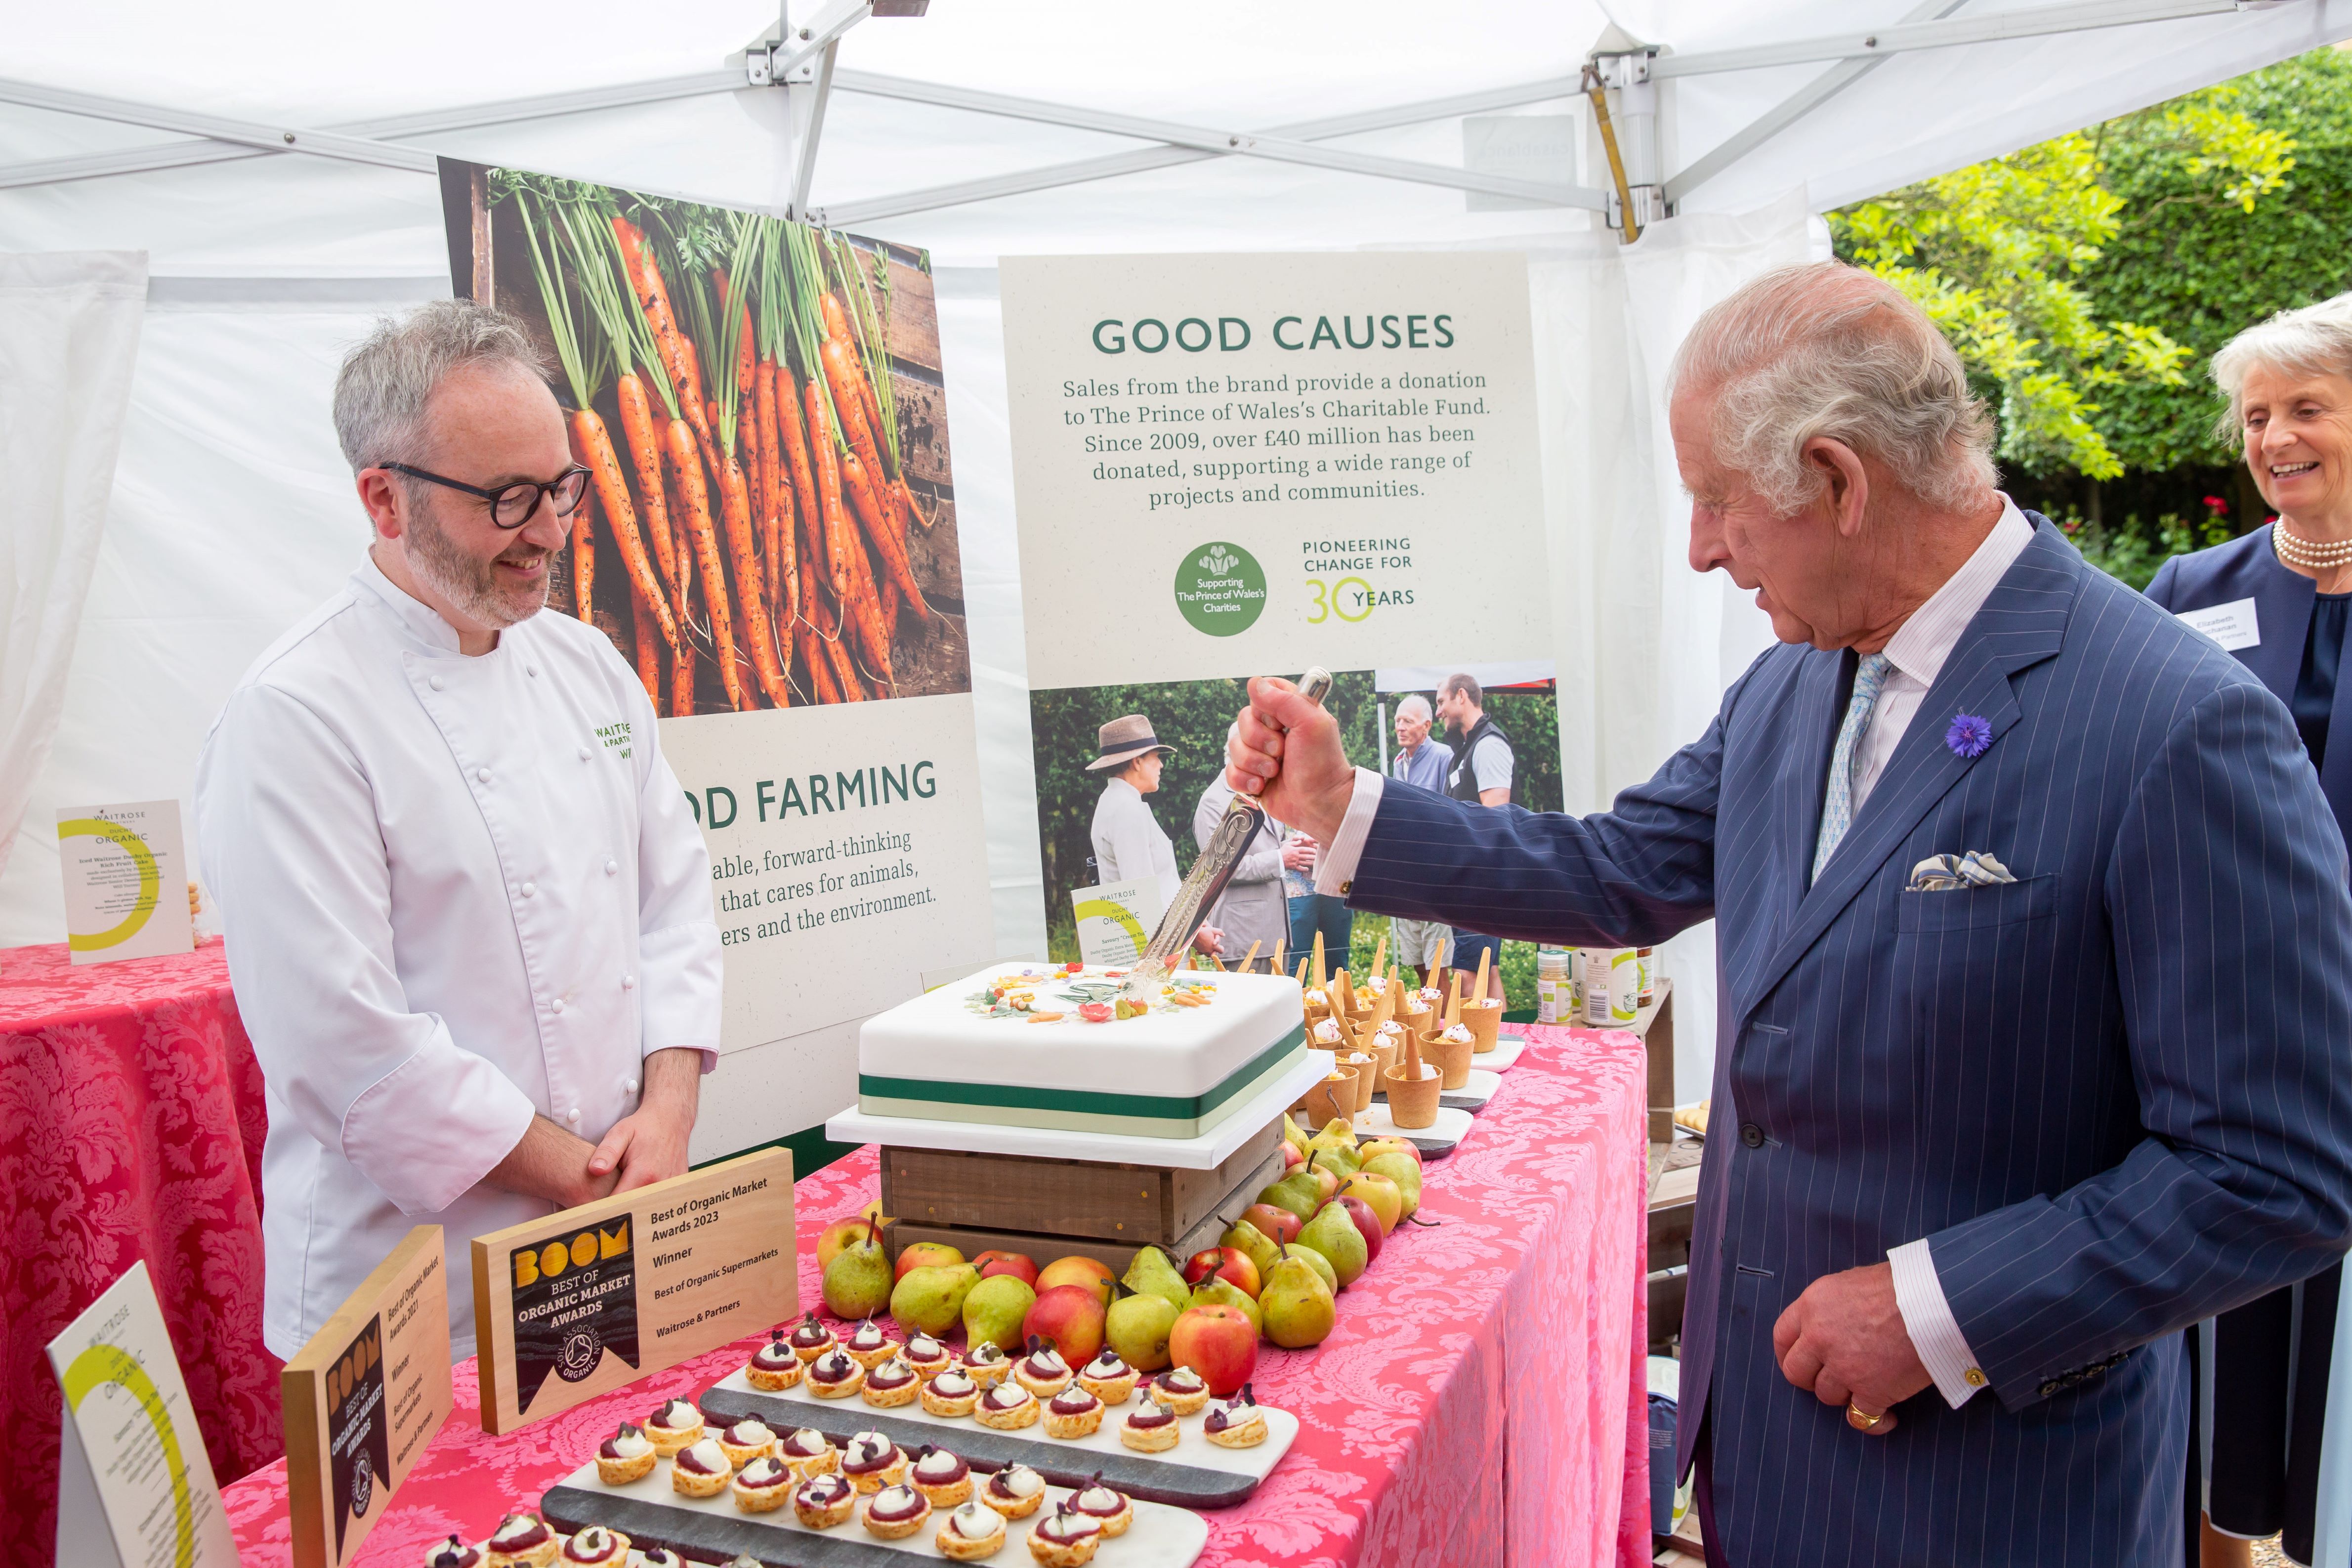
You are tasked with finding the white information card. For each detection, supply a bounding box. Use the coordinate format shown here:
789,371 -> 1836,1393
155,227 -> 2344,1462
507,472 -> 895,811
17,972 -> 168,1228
56,800 -> 194,966
1069,877 -> 1163,966
46,1261 -> 237,1568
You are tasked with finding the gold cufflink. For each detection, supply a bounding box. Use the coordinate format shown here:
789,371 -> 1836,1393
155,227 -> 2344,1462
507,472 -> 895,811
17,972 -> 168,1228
1965,1368 -> 1986,1387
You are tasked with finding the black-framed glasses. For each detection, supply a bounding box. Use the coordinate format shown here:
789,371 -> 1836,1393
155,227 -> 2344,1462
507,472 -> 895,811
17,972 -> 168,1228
381,462 -> 591,528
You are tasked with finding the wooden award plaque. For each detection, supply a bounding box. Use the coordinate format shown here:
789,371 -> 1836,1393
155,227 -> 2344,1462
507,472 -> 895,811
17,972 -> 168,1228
281,1226 -> 454,1568
470,1148 -> 797,1435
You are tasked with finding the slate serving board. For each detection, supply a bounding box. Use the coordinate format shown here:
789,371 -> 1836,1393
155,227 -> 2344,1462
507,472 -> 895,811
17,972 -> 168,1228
1375,1068 -> 1501,1113
1346,1102 -> 1472,1157
697,1371 -> 1293,1510
542,1459 -> 1209,1566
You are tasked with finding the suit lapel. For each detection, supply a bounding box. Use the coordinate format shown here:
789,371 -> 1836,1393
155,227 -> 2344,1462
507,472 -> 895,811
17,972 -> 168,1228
1733,522 -> 2083,1025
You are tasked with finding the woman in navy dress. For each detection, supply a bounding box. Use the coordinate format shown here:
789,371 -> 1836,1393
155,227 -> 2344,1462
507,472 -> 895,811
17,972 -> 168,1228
2146,294 -> 2352,1568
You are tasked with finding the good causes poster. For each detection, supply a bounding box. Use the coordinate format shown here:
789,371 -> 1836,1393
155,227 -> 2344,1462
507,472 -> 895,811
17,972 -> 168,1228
441,162 -> 992,1153
1000,253 -> 1558,959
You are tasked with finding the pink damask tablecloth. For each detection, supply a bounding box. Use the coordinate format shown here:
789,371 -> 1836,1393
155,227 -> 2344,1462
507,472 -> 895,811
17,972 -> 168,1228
224,1023 -> 1649,1567
0,937 -> 282,1563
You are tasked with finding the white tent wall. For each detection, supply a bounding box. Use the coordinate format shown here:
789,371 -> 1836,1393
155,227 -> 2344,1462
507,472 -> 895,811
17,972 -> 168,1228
5,0 -> 2351,1103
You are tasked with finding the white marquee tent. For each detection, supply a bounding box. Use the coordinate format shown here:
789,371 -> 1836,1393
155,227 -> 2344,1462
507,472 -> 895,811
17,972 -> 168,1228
5,0 -> 2350,1116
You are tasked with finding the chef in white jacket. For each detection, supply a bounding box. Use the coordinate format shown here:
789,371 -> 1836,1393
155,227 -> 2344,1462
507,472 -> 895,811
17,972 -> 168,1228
195,301 -> 722,1359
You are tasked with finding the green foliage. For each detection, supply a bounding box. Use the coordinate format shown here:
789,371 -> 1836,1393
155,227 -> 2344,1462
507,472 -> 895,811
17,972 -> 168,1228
2055,503 -> 2234,591
1830,61 -> 2308,483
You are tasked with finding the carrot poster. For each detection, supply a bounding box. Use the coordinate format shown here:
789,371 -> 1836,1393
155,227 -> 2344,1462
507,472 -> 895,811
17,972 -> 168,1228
438,160 -> 993,1152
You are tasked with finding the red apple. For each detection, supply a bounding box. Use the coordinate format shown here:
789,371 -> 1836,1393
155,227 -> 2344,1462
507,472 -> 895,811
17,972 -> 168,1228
1304,1157 -> 1340,1205
1280,1142 -> 1305,1171
1022,1283 -> 1108,1366
816,1216 -> 877,1271
1168,1304 -> 1259,1396
1035,1255 -> 1117,1308
1240,1203 -> 1302,1246
1183,1246 -> 1262,1299
973,1250 -> 1039,1287
1333,1196 -> 1384,1264
893,1240 -> 966,1281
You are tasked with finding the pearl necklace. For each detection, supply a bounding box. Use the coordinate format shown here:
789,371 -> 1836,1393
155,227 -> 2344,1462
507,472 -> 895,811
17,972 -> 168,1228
2271,521 -> 2352,570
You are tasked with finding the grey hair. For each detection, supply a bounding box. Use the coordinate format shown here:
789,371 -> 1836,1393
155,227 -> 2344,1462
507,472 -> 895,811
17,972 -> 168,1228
2210,292 -> 2352,446
332,298 -> 548,474
1669,262 -> 1997,515
1395,693 -> 1433,723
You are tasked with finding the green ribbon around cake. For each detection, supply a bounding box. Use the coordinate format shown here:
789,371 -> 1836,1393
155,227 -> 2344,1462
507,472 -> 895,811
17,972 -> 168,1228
857,1025 -> 1309,1139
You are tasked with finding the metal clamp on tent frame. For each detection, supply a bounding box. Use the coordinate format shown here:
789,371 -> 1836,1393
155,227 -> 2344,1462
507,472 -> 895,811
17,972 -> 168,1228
1584,48 -> 1663,244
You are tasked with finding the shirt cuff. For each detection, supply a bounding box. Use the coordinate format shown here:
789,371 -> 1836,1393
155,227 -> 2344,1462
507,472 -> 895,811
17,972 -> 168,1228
1889,1237 -> 1991,1407
1311,769 -> 1385,897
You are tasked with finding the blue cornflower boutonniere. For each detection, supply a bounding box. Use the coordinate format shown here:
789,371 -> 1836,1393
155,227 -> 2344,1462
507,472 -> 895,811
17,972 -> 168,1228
1945,713 -> 1993,758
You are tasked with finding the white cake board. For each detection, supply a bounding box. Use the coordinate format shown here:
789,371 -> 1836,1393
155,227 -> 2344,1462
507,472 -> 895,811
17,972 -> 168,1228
827,1052 -> 1333,1170
548,1455 -> 1210,1566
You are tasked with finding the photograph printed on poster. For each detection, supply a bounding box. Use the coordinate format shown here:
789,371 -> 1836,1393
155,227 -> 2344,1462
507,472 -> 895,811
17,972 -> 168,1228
1030,667 -> 1559,980
439,160 -> 968,715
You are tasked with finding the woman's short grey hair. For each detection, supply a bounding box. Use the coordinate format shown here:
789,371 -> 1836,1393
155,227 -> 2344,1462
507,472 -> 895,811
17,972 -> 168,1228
1669,262 -> 1997,515
2210,292 -> 2352,446
331,298 -> 547,474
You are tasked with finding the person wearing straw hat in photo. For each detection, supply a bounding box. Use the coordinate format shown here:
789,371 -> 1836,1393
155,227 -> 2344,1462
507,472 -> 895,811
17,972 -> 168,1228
1088,714 -> 1221,957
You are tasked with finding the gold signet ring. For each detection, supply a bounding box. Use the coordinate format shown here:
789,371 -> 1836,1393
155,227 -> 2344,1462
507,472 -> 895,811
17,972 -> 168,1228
1846,1401 -> 1886,1431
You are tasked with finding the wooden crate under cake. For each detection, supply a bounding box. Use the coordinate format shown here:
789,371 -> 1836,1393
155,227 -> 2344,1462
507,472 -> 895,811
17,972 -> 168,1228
879,1124 -> 1286,1275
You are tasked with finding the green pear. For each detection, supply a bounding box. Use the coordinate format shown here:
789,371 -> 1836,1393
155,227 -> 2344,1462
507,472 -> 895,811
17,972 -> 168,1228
961,1273 -> 1037,1351
891,1263 -> 979,1336
1258,1166 -> 1325,1222
1105,1291 -> 1180,1370
1121,1245 -> 1191,1312
821,1221 -> 893,1320
1286,1240 -> 1338,1296
1283,1112 -> 1309,1152
1187,1277 -> 1262,1337
1317,1117 -> 1356,1145
1259,1247 -> 1337,1349
1304,1131 -> 1363,1179
1362,1152 -> 1423,1218
1220,1220 -> 1281,1287
1297,1200 -> 1369,1287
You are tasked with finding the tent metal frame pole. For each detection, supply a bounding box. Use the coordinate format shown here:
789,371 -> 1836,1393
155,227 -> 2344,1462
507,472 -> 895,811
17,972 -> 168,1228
0,75 -> 438,174
791,39 -> 842,217
812,74 -> 1589,227
1652,0 -> 2244,78
825,70 -> 1606,209
0,70 -> 738,190
1661,0 -> 1975,207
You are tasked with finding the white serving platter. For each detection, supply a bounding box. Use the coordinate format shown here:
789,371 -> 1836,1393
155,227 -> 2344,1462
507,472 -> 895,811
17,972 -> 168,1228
700,1369 -> 1295,1508
1376,1067 -> 1501,1112
826,1052 -> 1333,1170
1347,1102 -> 1475,1155
1472,1036 -> 1527,1071
544,1458 -> 1209,1567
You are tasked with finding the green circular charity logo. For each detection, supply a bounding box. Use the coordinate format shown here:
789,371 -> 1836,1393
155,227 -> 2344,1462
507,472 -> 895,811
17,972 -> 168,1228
1174,541 -> 1267,636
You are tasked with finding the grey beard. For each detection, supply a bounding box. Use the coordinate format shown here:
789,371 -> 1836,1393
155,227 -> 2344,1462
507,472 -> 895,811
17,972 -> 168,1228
405,497 -> 547,630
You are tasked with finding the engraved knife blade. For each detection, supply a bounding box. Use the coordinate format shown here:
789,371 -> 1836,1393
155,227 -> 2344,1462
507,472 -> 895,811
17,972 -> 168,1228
1126,667 -> 1332,993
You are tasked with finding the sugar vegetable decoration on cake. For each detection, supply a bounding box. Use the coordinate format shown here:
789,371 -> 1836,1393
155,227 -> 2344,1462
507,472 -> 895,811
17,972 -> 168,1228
962,965 -> 1217,1023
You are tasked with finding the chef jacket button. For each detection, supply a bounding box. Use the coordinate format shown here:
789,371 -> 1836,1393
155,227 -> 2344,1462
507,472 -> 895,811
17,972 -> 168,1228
476,767 -> 491,783
566,1107 -> 581,1124
551,998 -> 565,1016
521,881 -> 536,897
605,859 -> 618,875
429,675 -> 445,691
578,746 -> 591,762
625,1077 -> 640,1095
1740,1122 -> 1766,1149
622,974 -> 636,990
527,665 -> 538,678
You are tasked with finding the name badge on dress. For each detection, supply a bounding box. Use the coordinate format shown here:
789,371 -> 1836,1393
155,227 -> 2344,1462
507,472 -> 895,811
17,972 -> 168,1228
2178,596 -> 2260,652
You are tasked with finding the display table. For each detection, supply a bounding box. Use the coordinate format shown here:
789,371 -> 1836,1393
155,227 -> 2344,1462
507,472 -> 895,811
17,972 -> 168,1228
0,937 -> 281,1561
222,1023 -> 1649,1567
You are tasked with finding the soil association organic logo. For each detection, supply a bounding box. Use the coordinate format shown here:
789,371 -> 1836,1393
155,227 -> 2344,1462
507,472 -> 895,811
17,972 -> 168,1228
1174,541 -> 1267,636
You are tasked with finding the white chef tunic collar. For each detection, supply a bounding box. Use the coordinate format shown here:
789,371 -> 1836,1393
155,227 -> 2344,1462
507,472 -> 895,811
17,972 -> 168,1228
349,551 -> 476,657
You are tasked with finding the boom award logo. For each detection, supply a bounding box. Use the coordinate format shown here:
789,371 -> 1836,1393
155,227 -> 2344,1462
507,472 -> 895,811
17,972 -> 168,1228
508,1217 -> 641,1410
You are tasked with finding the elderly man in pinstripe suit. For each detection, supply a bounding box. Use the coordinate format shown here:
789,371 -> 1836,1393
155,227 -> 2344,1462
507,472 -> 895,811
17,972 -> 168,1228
1227,263 -> 2352,1565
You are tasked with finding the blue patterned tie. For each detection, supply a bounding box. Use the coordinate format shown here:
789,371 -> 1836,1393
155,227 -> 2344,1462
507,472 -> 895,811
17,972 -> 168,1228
1813,652 -> 1892,885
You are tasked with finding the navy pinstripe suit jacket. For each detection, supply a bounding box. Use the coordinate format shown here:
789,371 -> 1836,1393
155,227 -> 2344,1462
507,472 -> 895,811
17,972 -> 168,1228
1348,520 -> 2352,1564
